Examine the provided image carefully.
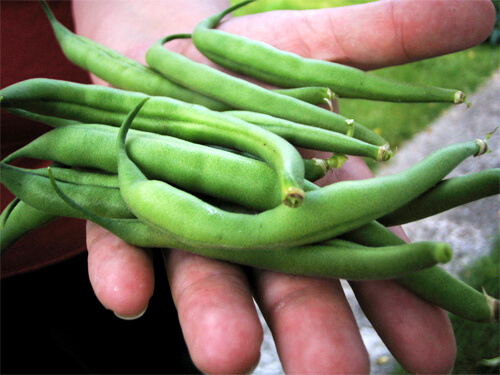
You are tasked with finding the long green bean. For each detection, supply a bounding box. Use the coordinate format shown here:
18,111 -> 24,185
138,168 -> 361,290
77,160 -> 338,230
145,34 -> 388,146
0,198 -> 58,255
226,110 -> 393,161
46,167 -> 451,281
40,1 -> 332,109
0,79 -> 307,207
379,169 -> 500,226
192,1 -> 467,104
116,100 -> 488,250
342,221 -> 498,322
2,124 -> 325,211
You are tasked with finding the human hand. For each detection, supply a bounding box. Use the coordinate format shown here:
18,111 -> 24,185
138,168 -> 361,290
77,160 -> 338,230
73,0 -> 496,373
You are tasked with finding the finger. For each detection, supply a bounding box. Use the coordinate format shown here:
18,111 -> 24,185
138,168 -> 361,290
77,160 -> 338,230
164,248 -> 262,374
86,221 -> 154,319
349,279 -> 456,374
218,0 -> 495,70
255,271 -> 370,374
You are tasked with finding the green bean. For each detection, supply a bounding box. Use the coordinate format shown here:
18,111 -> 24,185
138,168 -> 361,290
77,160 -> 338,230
206,145 -> 347,181
3,107 -> 81,127
0,198 -> 58,255
342,221 -> 499,322
276,86 -> 335,107
379,169 -> 500,226
2,107 -> 344,183
2,124 -> 327,210
39,0 -> 231,111
192,1 -> 467,104
2,163 -> 496,321
229,239 -> 453,280
145,34 -> 388,147
116,99 -> 489,250
0,163 -> 135,219
0,158 -> 314,224
4,103 -> 349,179
226,110 -> 393,161
3,96 -> 358,169
0,79 -> 306,207
39,1 -> 330,109
45,168 -> 450,281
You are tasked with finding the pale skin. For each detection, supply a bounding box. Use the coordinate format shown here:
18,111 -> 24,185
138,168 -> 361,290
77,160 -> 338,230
72,0 -> 496,373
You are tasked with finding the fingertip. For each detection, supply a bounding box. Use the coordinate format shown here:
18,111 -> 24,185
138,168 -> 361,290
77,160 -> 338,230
114,303 -> 149,321
165,250 -> 263,374
183,298 -> 263,375
86,222 -> 155,319
192,317 -> 263,375
394,0 -> 498,63
351,280 -> 457,375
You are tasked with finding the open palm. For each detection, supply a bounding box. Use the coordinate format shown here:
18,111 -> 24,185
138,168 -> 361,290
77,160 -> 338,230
73,0 -> 496,373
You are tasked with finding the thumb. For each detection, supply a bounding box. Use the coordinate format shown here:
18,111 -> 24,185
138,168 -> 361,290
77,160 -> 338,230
216,0 -> 496,70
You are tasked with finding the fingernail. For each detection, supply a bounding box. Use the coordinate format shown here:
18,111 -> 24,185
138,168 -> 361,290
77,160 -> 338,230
114,304 -> 148,321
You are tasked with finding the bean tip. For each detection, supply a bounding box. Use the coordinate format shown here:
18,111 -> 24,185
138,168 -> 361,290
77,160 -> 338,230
326,154 -> 348,170
312,158 -> 329,175
323,88 -> 336,111
475,139 -> 488,156
377,143 -> 395,162
283,187 -> 305,208
475,127 -> 496,157
435,243 -> 453,264
345,119 -> 355,137
454,91 -> 467,105
483,288 -> 499,321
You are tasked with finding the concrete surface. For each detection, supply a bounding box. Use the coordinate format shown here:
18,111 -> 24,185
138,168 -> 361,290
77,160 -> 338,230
250,69 -> 500,374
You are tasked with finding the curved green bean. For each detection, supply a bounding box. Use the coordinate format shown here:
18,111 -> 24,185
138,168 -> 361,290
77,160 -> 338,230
4,99 -> 358,170
379,168 -> 500,226
145,34 -> 388,147
0,79 -> 306,207
2,162 -> 496,321
192,1 -> 467,104
3,124 -> 326,211
226,110 -> 393,161
342,221 -> 498,322
117,99 -> 488,250
39,1 -> 331,109
0,163 -> 135,219
39,0 -> 230,110
0,198 -> 58,255
45,168 -> 451,281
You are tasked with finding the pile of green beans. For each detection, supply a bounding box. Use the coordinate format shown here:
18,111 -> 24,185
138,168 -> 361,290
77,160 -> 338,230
0,1 -> 498,324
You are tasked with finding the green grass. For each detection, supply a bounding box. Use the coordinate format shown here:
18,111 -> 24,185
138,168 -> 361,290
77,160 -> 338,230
230,0 -> 500,150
